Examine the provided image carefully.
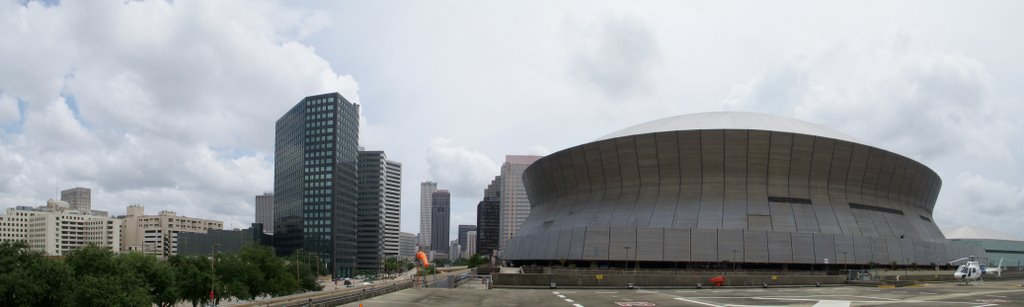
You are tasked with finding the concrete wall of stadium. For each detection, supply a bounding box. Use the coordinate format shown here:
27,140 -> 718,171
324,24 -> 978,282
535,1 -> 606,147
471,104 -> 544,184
504,130 -> 981,265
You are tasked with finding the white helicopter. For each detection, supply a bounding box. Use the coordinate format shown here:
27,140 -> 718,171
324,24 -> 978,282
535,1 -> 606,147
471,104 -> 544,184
949,255 -> 1003,284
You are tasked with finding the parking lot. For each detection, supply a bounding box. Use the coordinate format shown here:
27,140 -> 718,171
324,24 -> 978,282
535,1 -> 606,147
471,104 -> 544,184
343,279 -> 1024,306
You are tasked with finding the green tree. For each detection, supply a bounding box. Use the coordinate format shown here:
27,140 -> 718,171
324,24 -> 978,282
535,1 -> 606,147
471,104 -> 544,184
119,252 -> 179,307
169,255 -> 212,307
0,241 -> 74,306
65,245 -> 150,307
466,254 -> 488,268
239,245 -> 294,297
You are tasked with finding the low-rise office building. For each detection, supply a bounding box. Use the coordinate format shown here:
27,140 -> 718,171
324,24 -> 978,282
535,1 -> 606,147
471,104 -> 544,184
120,204 -> 223,257
177,223 -> 272,256
0,200 -> 121,255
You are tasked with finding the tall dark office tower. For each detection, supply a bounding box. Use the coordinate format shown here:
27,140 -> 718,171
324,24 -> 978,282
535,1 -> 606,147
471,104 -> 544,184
457,225 -> 476,253
476,176 -> 501,257
430,190 -> 450,252
274,92 -> 359,278
356,150 -> 402,271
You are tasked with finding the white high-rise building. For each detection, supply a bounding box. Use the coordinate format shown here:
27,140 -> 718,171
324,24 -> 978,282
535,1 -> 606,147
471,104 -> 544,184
465,231 -> 477,257
449,240 -> 461,260
498,155 -> 542,252
419,181 -> 437,249
383,158 -> 402,257
0,200 -> 121,256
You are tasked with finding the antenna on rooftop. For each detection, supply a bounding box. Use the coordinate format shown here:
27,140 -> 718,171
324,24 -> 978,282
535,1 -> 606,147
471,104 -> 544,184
55,161 -> 61,199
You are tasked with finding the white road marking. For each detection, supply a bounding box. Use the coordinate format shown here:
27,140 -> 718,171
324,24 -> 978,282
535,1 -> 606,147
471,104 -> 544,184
812,301 -> 851,307
892,291 -> 907,293
674,297 -> 724,307
919,292 -> 937,295
557,295 -> 566,298
711,290 -> 732,293
565,299 -> 574,302
553,291 -> 560,294
851,296 -> 900,301
595,291 -> 618,294
746,289 -> 765,292
572,304 -> 584,307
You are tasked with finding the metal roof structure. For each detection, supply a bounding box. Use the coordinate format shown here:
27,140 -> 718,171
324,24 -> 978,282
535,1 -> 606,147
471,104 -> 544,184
598,111 -> 861,143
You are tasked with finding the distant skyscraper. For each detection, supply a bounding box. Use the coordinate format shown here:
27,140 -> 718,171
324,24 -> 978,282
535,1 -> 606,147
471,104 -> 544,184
498,155 -> 541,252
356,150 -> 402,271
419,181 -> 437,249
449,240 -> 461,260
60,187 -> 91,211
465,231 -> 477,257
430,190 -> 450,252
458,225 -> 476,253
399,231 -> 417,259
255,192 -> 273,235
476,176 -> 501,257
274,92 -> 360,278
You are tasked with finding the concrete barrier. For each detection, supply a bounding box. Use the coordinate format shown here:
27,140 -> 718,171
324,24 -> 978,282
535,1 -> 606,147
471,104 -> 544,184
492,272 -> 846,288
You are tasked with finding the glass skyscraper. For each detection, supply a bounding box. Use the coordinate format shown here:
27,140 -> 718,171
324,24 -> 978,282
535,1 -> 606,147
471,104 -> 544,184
274,92 -> 359,278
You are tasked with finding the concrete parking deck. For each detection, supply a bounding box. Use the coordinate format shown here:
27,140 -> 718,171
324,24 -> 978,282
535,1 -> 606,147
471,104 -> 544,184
343,279 -> 1024,306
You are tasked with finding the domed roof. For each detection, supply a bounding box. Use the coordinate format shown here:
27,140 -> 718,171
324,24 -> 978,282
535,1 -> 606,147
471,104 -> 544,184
597,112 -> 861,143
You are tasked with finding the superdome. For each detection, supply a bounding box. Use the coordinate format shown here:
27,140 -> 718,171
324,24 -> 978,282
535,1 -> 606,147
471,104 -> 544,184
503,112 -> 981,268
598,112 -> 861,143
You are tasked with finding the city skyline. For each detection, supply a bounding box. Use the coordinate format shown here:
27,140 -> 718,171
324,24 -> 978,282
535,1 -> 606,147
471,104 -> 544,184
0,0 -> 1023,241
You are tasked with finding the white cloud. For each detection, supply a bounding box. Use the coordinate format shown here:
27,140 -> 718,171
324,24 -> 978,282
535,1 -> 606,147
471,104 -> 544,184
0,93 -> 18,124
2,1 -> 1023,239
722,28 -> 1024,234
425,138 -> 500,200
568,14 -> 660,99
0,0 -> 357,227
526,145 -> 551,156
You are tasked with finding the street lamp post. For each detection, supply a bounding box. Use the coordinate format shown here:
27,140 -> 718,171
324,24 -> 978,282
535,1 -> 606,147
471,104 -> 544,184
296,248 -> 303,286
842,252 -> 848,272
635,246 -> 639,274
623,247 -> 630,271
732,250 -> 738,270
210,243 -> 219,304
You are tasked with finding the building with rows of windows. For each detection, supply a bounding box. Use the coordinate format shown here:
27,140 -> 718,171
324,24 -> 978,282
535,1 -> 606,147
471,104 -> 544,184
274,93 -> 361,278
0,200 -> 121,256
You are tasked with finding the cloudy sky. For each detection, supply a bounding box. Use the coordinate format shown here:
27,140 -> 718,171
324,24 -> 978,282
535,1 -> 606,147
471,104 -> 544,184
1,0 -> 1022,240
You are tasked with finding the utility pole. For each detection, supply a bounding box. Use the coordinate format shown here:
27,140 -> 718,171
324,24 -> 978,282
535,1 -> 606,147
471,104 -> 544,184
296,248 -> 303,286
623,246 -> 630,271
210,244 -> 219,304
635,246 -> 639,274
